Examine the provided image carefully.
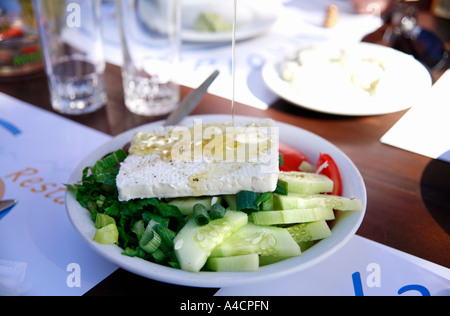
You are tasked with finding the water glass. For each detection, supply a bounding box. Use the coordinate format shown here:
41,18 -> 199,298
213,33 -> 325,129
116,0 -> 181,116
33,0 -> 107,115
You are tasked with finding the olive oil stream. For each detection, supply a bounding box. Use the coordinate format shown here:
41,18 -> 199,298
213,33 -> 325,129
231,0 -> 237,127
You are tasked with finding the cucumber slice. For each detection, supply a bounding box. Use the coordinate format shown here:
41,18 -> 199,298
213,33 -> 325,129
279,172 -> 334,194
210,223 -> 301,258
206,254 -> 259,272
259,240 -> 316,266
259,255 -> 291,266
168,197 -> 213,215
173,210 -> 248,272
275,194 -> 363,212
286,220 -> 332,243
298,241 -> 316,252
250,208 -> 335,225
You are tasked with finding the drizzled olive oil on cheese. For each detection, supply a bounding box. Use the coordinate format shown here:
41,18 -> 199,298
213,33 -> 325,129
117,121 -> 279,200
128,122 -> 274,164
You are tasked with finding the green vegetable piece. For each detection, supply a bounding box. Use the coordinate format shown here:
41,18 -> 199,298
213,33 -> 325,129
279,172 -> 334,194
155,203 -> 185,232
153,224 -> 176,248
169,197 -> 213,216
274,180 -> 288,195
139,223 -> 162,254
93,223 -> 119,245
286,220 -> 332,243
174,211 -> 248,272
195,12 -> 232,32
206,254 -> 259,272
91,149 -> 127,185
210,223 -> 301,258
279,153 -> 284,167
94,213 -> 116,229
250,208 -> 335,226
274,193 -> 363,212
236,191 -> 259,213
152,249 -> 167,263
131,219 -> 146,238
223,195 -> 237,210
255,192 -> 274,211
210,203 -> 227,220
193,203 -> 210,226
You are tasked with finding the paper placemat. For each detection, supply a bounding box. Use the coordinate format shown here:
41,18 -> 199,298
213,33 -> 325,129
381,70 -> 450,163
0,93 -> 117,296
217,235 -> 450,296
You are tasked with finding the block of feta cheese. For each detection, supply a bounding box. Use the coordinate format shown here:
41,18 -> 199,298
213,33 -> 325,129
116,120 -> 279,200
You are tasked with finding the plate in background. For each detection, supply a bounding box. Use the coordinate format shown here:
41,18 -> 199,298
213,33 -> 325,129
262,42 -> 432,116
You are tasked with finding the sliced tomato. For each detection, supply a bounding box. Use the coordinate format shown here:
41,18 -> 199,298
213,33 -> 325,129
278,143 -> 312,172
316,153 -> 343,196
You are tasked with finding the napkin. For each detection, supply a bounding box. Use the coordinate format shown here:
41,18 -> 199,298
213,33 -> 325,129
381,70 -> 450,163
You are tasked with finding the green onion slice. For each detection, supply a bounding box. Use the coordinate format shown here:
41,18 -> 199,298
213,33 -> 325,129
94,213 -> 116,229
274,179 -> 288,195
236,191 -> 259,213
255,192 -> 274,211
139,221 -> 162,254
193,203 -> 210,226
210,203 -> 227,220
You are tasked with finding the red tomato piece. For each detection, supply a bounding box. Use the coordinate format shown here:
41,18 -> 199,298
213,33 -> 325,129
21,45 -> 39,54
316,153 -> 343,196
0,27 -> 23,41
278,143 -> 311,172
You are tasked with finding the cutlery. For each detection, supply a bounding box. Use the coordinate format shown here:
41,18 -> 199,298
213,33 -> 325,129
164,70 -> 220,126
0,199 -> 18,215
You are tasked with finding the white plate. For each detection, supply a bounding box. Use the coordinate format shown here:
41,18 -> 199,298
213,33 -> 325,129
65,115 -> 366,288
181,0 -> 280,42
262,42 -> 432,116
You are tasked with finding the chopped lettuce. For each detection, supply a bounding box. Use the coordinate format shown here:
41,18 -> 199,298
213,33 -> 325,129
66,149 -> 180,267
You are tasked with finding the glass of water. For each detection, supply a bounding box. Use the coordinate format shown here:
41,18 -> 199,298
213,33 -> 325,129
116,0 -> 181,116
33,0 -> 107,115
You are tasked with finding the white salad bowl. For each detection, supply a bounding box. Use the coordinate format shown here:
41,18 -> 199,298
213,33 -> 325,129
65,114 -> 367,288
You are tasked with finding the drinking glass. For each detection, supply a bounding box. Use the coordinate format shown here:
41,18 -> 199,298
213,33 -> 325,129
116,0 -> 181,116
33,0 -> 107,115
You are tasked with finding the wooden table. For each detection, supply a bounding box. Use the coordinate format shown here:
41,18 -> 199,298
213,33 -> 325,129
1,9 -> 449,296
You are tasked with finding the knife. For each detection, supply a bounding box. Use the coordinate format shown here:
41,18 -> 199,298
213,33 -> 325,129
0,199 -> 18,215
164,70 -> 220,126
